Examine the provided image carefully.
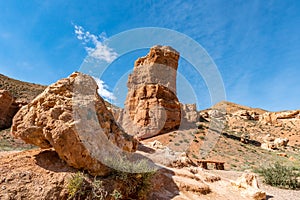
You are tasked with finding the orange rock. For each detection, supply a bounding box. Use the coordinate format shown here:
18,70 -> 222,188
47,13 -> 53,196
11,72 -> 137,176
122,46 -> 181,139
0,90 -> 19,129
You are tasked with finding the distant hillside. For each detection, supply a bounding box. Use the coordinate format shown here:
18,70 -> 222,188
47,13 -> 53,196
212,101 -> 267,114
0,74 -> 46,102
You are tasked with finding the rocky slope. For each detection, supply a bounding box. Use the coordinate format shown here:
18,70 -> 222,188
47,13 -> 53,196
210,101 -> 300,148
0,73 -> 45,103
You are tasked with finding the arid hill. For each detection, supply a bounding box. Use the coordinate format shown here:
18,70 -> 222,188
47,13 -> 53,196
0,73 -> 46,103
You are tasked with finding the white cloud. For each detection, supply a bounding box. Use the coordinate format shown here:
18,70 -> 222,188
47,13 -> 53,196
93,76 -> 116,101
74,25 -> 118,63
74,25 -> 117,101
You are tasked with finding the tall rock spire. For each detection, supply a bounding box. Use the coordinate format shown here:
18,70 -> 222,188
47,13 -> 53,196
123,45 -> 181,139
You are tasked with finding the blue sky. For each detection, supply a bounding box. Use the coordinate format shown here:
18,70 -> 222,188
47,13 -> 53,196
0,0 -> 299,111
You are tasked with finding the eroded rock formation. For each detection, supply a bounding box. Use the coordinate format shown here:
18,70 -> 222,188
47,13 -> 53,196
181,103 -> 199,123
11,72 -> 137,176
122,45 -> 181,139
0,90 -> 19,129
231,173 -> 266,200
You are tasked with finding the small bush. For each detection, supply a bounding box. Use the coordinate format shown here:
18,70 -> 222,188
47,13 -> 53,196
111,189 -> 122,200
199,136 -> 205,140
184,139 -> 189,143
197,124 -> 204,129
67,172 -> 107,200
192,154 -> 199,159
105,155 -> 158,199
255,162 -> 300,189
67,172 -> 86,199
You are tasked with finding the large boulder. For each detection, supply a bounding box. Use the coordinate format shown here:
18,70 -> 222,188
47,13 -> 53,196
0,90 -> 19,129
122,45 -> 181,139
11,72 -> 137,176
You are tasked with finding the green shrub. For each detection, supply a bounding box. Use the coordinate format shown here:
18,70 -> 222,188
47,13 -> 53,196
105,155 -> 158,199
197,124 -> 204,129
192,154 -> 199,159
255,162 -> 300,189
67,172 -> 85,199
199,136 -> 205,140
67,172 -> 107,200
111,189 -> 122,200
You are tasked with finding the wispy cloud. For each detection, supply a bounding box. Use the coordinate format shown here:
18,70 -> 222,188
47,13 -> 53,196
74,25 -> 116,101
93,76 -> 116,101
74,25 -> 118,63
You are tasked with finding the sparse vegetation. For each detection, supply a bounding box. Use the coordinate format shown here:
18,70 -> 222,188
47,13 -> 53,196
67,172 -> 108,199
192,154 -> 199,159
66,155 -> 158,199
67,172 -> 86,199
197,124 -> 204,129
199,136 -> 205,140
184,139 -> 189,143
111,189 -> 122,200
255,162 -> 300,189
105,155 -> 158,199
67,168 -> 156,200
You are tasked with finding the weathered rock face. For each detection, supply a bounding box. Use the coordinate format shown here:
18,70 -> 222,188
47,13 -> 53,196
11,72 -> 137,176
181,103 -> 199,123
259,110 -> 300,125
0,90 -> 19,129
231,173 -> 266,200
132,45 -> 179,93
234,110 -> 260,121
261,134 -> 289,150
123,45 -> 181,139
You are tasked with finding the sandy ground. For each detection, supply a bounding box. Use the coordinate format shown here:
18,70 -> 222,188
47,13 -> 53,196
211,170 -> 300,200
0,150 -> 299,200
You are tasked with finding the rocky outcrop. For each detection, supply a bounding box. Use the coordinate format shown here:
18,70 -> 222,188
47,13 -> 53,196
274,137 -> 289,147
122,45 -> 181,139
261,134 -> 289,150
231,173 -> 266,200
234,110 -> 260,121
181,103 -> 199,123
11,72 -> 137,176
259,110 -> 300,125
0,90 -> 20,129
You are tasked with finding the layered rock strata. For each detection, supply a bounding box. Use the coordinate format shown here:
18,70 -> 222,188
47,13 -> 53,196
122,45 -> 181,139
